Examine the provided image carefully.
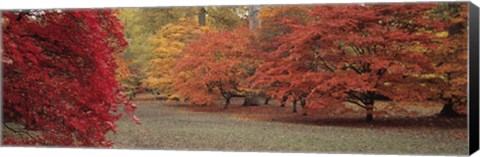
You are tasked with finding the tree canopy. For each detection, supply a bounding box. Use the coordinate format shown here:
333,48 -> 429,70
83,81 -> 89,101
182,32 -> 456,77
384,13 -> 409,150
2,10 -> 138,146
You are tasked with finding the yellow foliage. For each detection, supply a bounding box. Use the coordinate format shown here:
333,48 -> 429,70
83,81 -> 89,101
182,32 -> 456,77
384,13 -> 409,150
114,56 -> 132,84
144,18 -> 213,99
426,3 -> 468,110
435,31 -> 448,37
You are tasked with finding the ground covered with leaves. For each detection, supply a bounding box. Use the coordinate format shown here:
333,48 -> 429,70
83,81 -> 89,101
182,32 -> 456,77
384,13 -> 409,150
107,94 -> 467,155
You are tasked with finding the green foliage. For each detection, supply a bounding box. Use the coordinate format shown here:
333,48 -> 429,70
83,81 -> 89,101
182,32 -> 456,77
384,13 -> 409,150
206,7 -> 247,30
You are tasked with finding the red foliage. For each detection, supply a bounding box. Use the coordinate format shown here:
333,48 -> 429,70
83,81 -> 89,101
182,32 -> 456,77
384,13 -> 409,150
174,27 -> 259,107
2,10 -> 138,147
254,4 -> 446,121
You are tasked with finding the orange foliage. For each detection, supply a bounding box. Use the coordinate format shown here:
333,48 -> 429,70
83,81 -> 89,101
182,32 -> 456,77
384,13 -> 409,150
174,27 -> 260,106
254,4 -> 447,121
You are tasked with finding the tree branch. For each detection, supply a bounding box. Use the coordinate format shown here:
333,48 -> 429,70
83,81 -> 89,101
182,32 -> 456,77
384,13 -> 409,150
347,99 -> 366,109
348,91 -> 367,105
3,122 -> 44,144
319,57 -> 335,72
347,64 -> 362,74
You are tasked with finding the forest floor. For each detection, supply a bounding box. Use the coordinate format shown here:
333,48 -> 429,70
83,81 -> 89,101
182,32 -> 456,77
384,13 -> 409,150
107,93 -> 468,155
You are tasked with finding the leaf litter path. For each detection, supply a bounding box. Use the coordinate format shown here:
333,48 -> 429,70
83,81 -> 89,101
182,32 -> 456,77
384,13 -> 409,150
107,99 -> 467,155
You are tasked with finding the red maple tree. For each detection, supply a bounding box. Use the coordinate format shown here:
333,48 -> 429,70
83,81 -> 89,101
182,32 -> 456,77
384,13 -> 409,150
427,3 -> 469,116
2,10 -> 138,147
174,27 -> 260,109
255,4 -> 446,121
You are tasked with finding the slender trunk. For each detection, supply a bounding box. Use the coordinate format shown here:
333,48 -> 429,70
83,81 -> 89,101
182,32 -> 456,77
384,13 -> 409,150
264,97 -> 270,105
243,97 -> 249,106
439,99 -> 460,117
198,7 -> 207,26
243,96 -> 260,106
292,100 -> 297,112
365,100 -> 374,122
280,95 -> 288,107
300,99 -> 307,116
248,6 -> 261,31
224,97 -> 231,109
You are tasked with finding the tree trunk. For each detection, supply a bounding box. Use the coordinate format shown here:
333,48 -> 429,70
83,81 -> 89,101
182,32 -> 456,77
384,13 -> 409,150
243,96 -> 261,106
198,7 -> 207,26
264,97 -> 270,105
439,100 -> 461,117
224,97 -> 231,109
248,6 -> 261,31
243,97 -> 248,106
292,100 -> 297,112
300,99 -> 307,116
280,95 -> 288,107
365,101 -> 374,122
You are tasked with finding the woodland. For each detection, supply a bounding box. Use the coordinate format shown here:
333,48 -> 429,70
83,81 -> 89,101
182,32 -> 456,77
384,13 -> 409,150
1,3 -> 469,154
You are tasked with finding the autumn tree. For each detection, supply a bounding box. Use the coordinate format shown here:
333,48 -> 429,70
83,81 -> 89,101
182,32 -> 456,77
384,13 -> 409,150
428,3 -> 468,116
174,28 -> 260,108
258,5 -> 311,51
142,6 -> 249,100
255,4 -> 445,122
2,10 -> 138,146
143,18 -> 211,101
116,8 -> 197,98
206,7 -> 247,30
254,5 -> 313,110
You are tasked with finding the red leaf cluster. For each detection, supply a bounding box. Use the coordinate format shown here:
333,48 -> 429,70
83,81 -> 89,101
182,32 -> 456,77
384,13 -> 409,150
174,27 -> 260,106
2,10 -> 137,147
254,4 -> 449,120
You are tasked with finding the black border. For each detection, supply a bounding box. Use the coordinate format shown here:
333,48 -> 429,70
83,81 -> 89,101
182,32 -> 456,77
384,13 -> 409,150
469,1 -> 479,155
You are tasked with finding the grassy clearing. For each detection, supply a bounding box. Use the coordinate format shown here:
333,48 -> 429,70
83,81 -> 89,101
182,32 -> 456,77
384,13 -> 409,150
107,94 -> 468,155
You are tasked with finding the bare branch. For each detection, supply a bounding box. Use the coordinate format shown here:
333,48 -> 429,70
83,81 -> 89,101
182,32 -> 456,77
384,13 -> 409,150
347,99 -> 367,109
